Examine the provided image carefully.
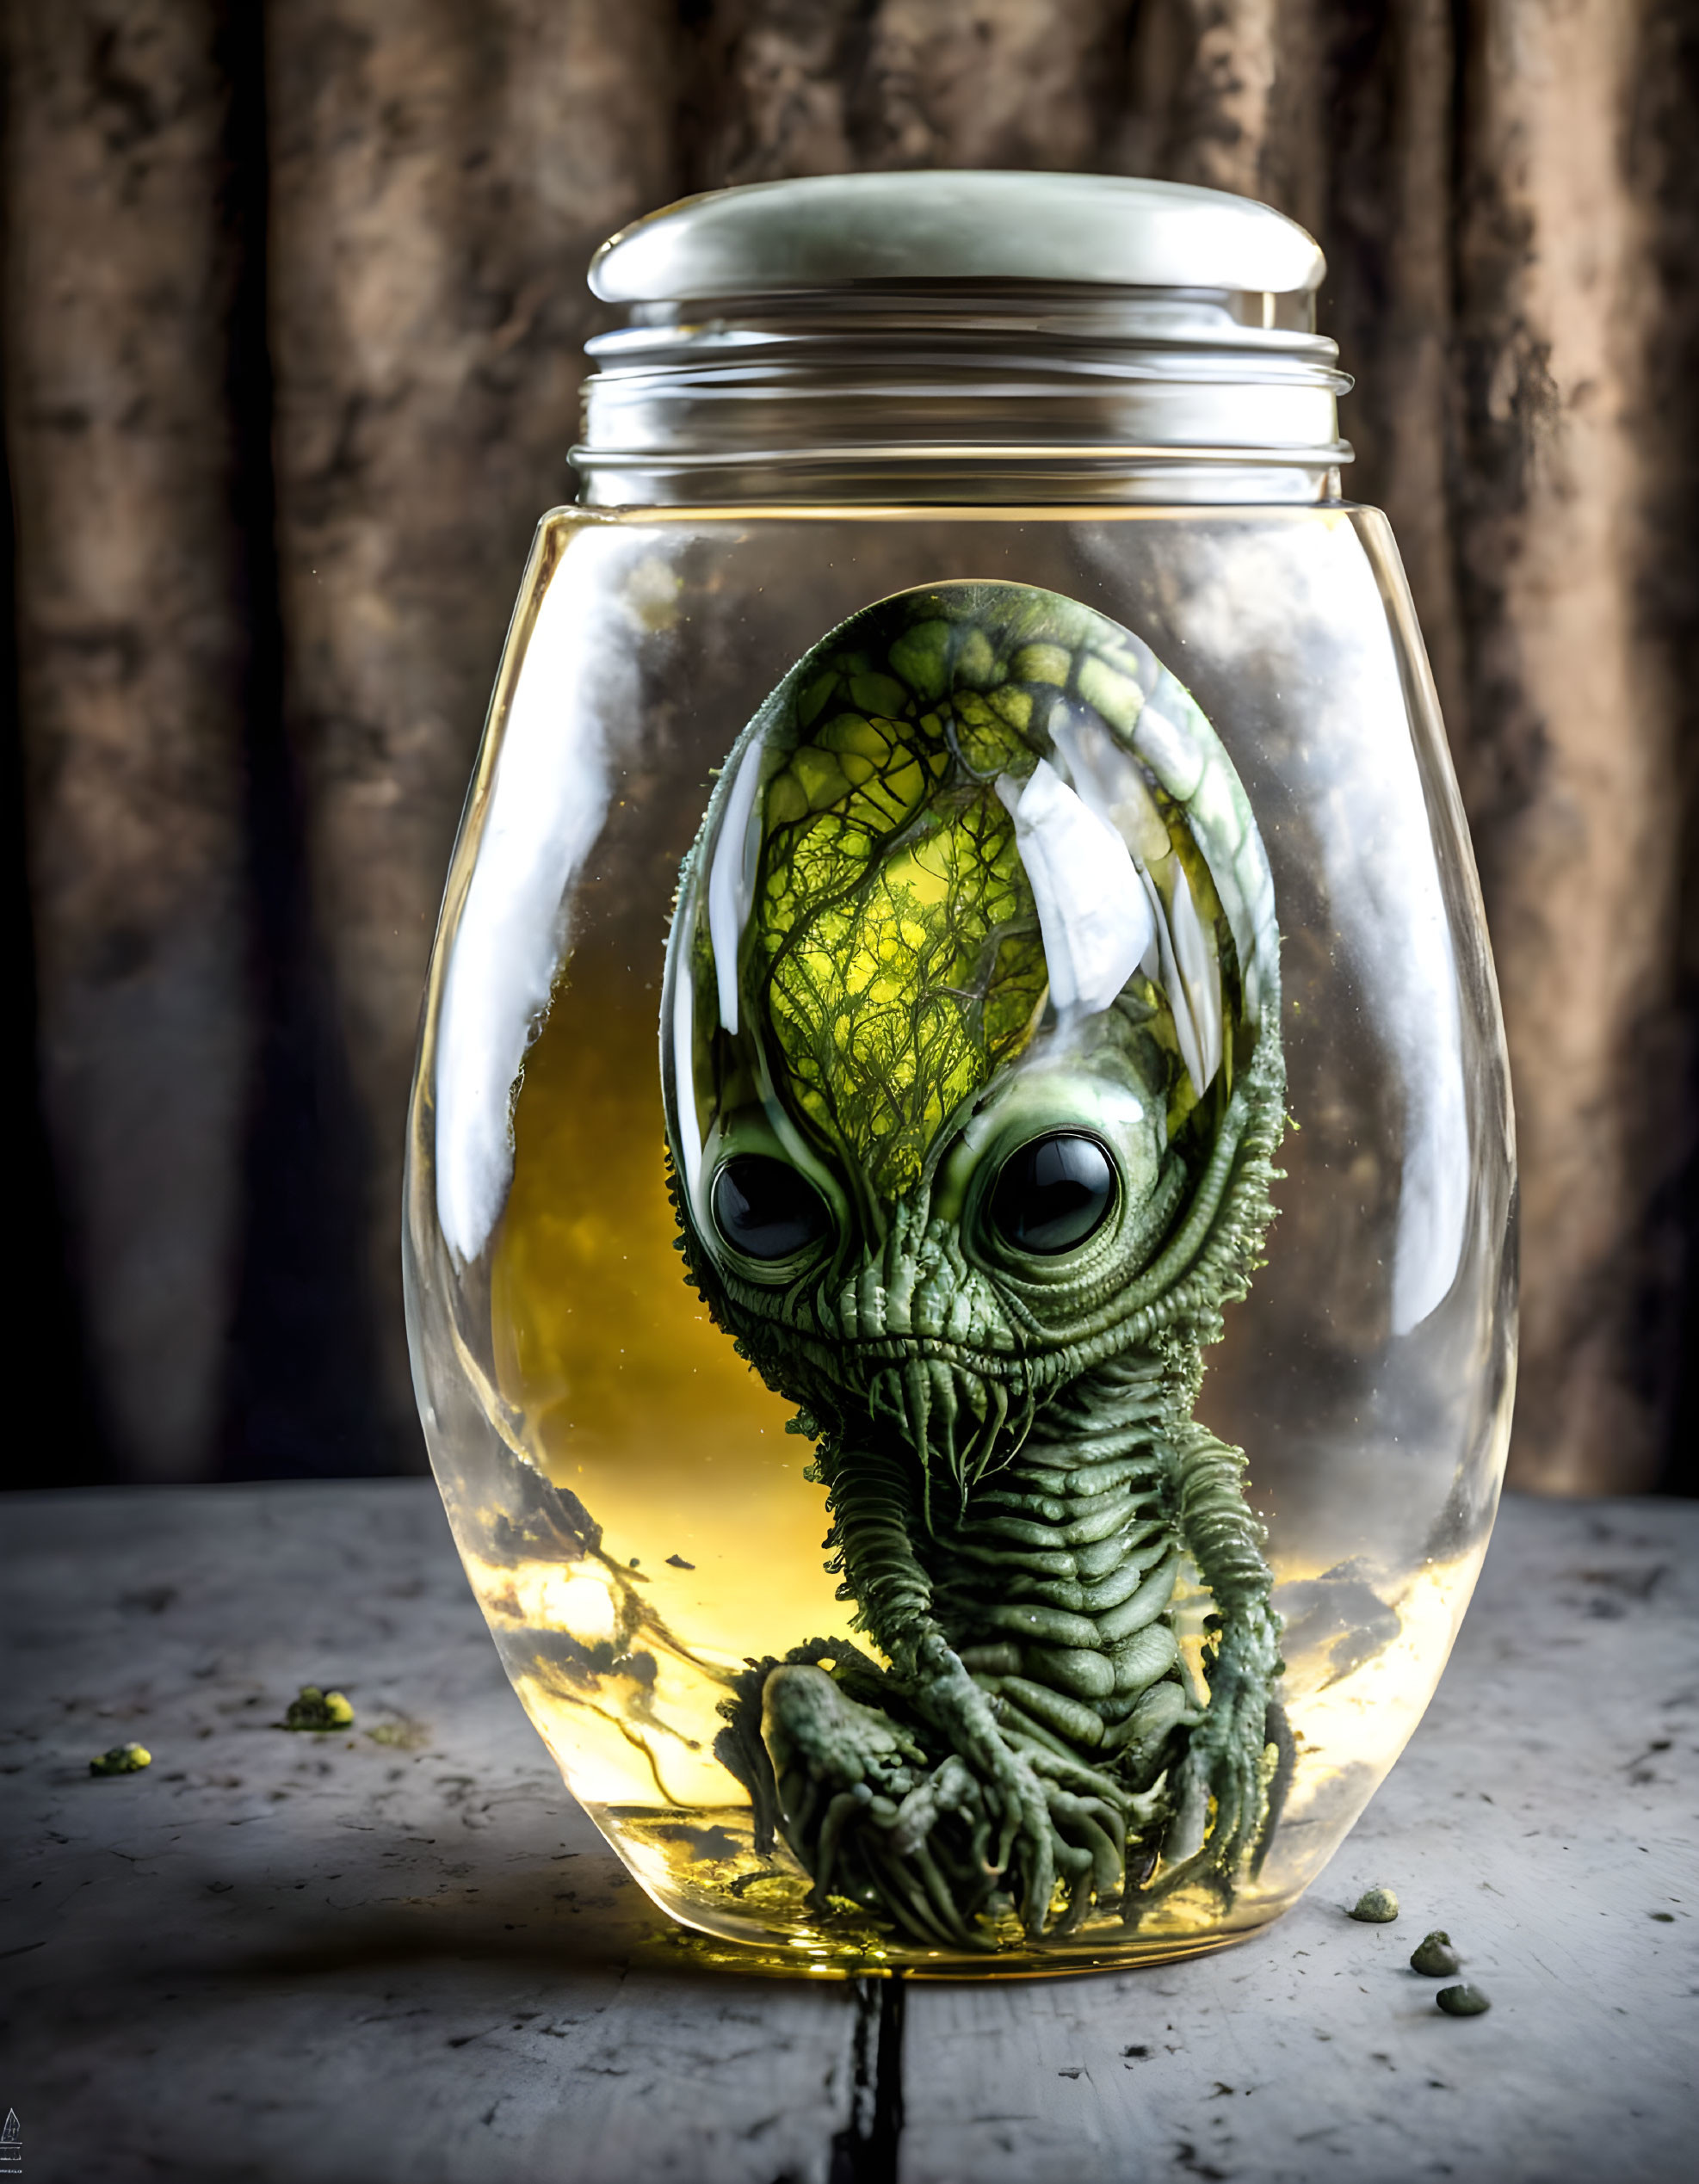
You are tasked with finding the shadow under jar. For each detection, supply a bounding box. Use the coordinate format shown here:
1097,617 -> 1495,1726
405,173 -> 1516,1977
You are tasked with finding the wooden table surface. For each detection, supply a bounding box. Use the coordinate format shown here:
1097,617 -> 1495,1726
2,1483 -> 1693,2184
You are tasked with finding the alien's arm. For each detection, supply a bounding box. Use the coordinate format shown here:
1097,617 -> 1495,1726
824,1441 -> 934,1666
1164,1422 -> 1287,1884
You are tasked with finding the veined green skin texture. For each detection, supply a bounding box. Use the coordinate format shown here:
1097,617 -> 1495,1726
661,582 -> 1288,1951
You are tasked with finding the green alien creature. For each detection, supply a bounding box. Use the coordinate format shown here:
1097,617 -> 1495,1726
660,580 -> 1288,1951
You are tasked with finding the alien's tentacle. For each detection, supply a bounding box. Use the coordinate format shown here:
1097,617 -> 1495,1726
1152,1421 -> 1285,1903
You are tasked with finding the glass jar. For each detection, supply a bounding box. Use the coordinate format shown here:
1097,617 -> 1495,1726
405,174 -> 1516,1977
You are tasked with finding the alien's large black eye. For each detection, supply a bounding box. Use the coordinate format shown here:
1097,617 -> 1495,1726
990,1133 -> 1117,1255
711,1157 -> 830,1262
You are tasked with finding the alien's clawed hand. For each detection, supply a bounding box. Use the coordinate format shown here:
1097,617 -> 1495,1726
1148,1606 -> 1288,1903
911,1635 -> 1132,1936
761,1641 -> 1142,1947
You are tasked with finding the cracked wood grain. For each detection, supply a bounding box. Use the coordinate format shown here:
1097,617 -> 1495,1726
0,1480 -> 864,2183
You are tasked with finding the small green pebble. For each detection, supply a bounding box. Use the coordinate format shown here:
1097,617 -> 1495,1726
366,1719 -> 425,1749
283,1686 -> 355,1731
1436,1983 -> 1491,2017
90,1742 -> 151,1775
1411,1930 -> 1462,1977
1348,1885 -> 1399,1923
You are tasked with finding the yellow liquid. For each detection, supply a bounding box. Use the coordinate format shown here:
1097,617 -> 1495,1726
459,956 -> 1490,1976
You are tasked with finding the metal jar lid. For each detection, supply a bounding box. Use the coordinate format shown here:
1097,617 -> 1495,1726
577,174 -> 1349,506
591,172 -> 1325,315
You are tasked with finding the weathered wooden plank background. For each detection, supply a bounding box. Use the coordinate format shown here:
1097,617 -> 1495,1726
5,0 -> 1699,1492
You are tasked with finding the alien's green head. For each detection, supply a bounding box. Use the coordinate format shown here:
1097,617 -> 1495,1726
662,583 -> 1282,1486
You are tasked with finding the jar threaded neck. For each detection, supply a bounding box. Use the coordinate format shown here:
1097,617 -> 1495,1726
574,284 -> 1351,508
